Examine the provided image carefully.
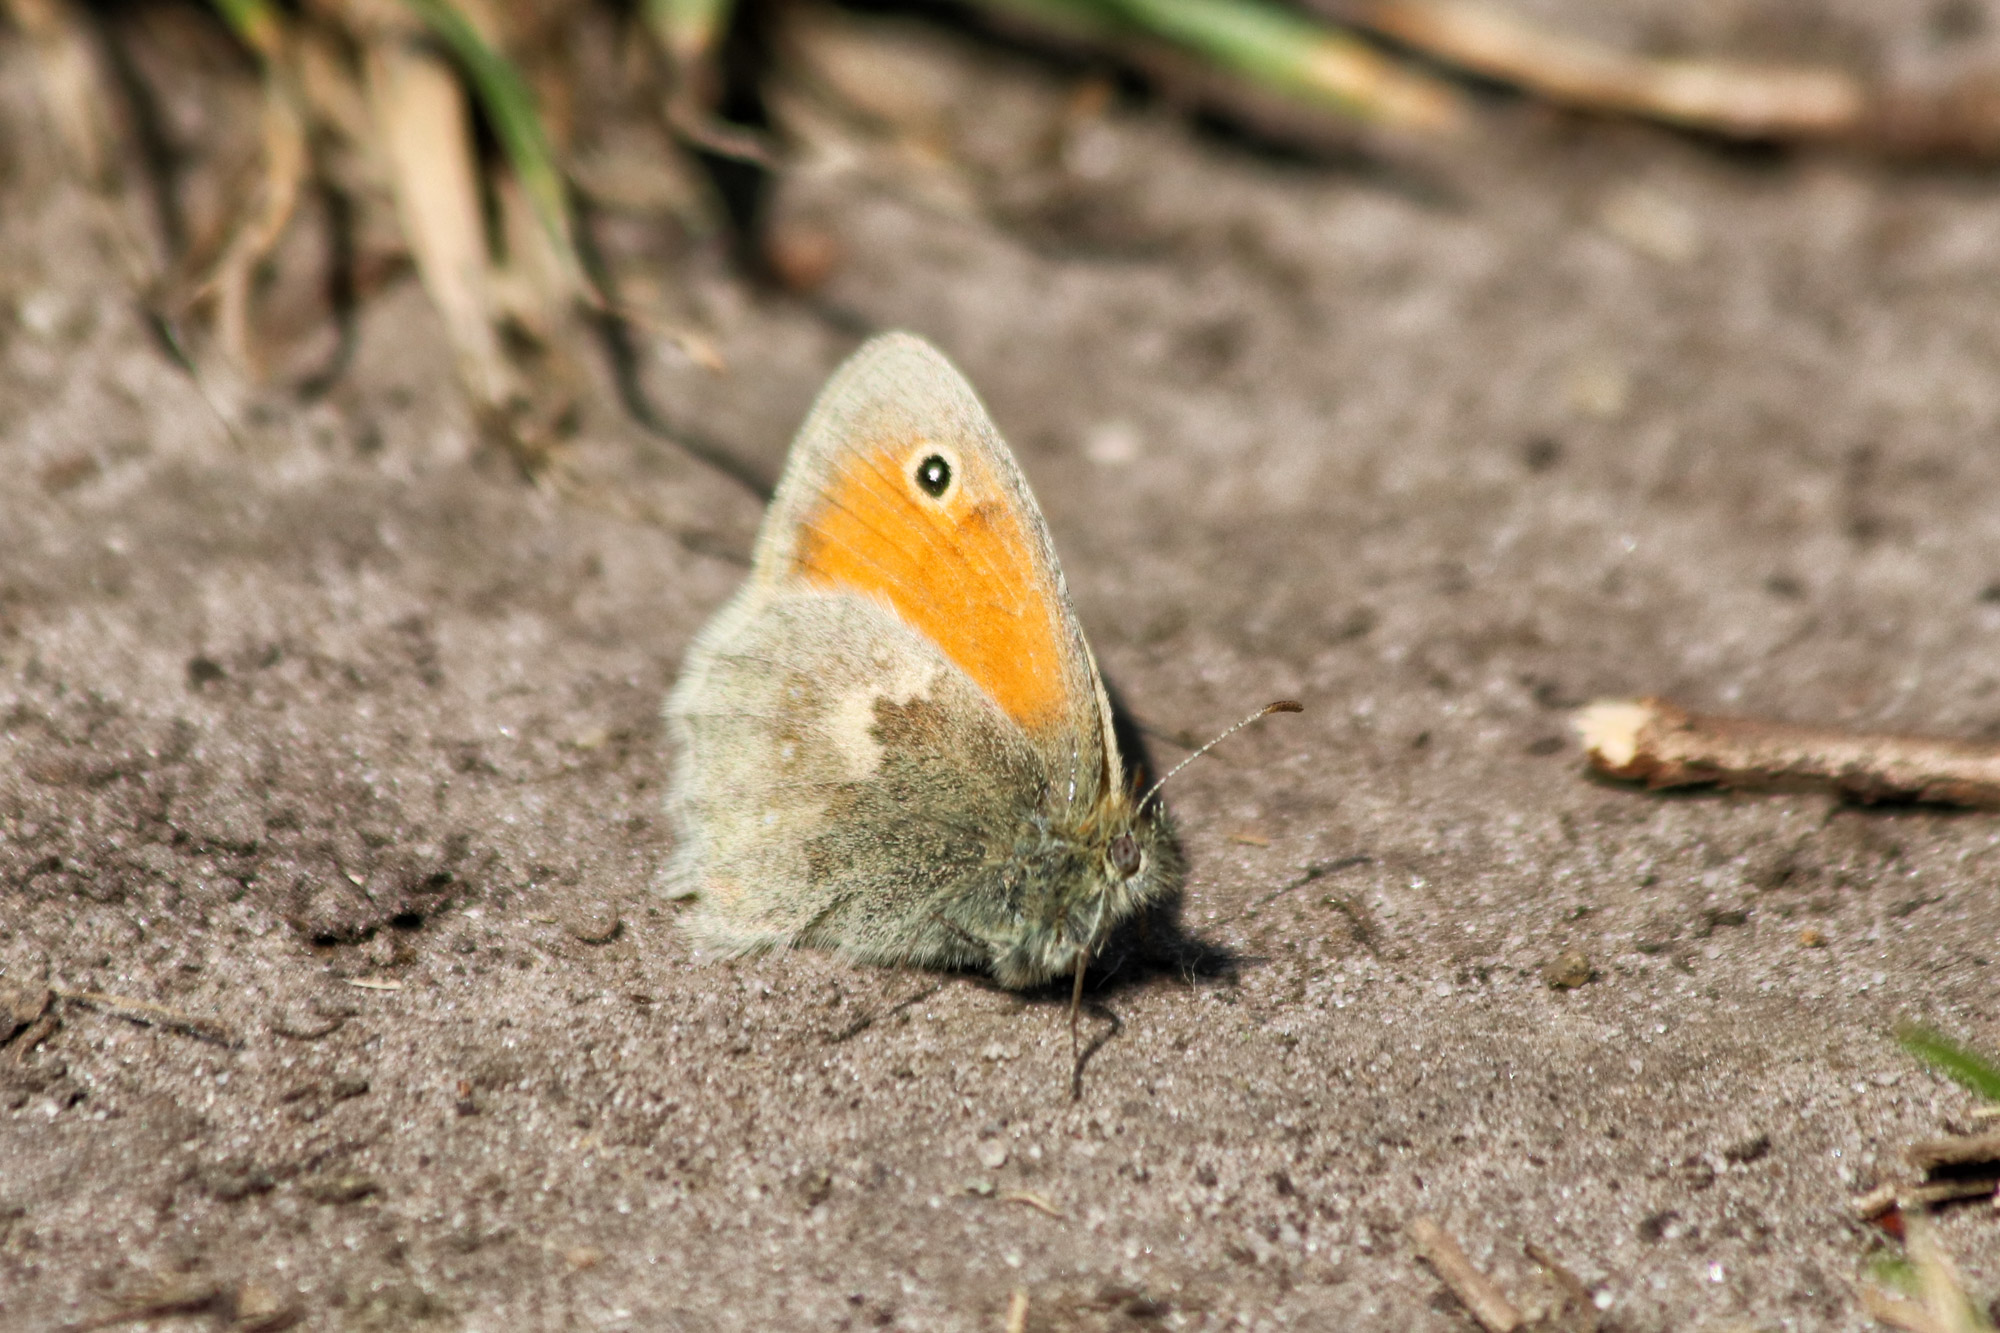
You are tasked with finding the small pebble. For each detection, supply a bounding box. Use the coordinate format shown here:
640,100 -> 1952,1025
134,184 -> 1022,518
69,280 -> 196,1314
564,906 -> 621,944
1543,950 -> 1593,990
977,1140 -> 1010,1171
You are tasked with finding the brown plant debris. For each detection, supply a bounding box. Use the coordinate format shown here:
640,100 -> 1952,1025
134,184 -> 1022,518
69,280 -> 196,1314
1851,1128 -> 2000,1222
1525,1238 -> 1600,1333
1,983 -> 54,1046
1576,698 -> 2000,809
362,29 -> 515,414
1409,1216 -> 1522,1333
60,1274 -> 298,1332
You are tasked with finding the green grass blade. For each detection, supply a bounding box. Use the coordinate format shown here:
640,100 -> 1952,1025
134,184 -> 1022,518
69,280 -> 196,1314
206,0 -> 281,59
973,0 -> 1131,45
399,0 -> 578,281
645,0 -> 735,68
1897,1023 -> 2000,1101
1091,0 -> 1461,128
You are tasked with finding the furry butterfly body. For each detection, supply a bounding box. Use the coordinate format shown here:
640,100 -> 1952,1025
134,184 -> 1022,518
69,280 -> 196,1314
664,334 -> 1180,988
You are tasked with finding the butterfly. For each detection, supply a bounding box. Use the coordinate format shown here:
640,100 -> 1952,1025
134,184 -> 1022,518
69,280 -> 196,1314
665,333 -> 1290,989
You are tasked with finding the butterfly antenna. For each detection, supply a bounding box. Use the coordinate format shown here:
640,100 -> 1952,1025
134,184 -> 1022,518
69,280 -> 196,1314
1137,701 -> 1304,811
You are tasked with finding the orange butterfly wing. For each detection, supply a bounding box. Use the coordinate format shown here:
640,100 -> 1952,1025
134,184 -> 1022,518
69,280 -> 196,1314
790,439 -> 1071,735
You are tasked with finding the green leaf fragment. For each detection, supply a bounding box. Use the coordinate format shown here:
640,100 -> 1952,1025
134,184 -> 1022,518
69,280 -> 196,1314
1896,1023 -> 2000,1102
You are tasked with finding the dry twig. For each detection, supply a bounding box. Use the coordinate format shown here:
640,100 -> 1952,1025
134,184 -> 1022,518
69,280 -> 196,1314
1906,1131 -> 2000,1173
154,77 -> 310,375
1851,1122 -> 2000,1222
1003,1288 -> 1030,1333
1576,698 -> 2000,809
1858,1179 -> 2000,1219
59,1275 -> 296,1333
1853,1182 -> 1902,1221
1409,1216 -> 1522,1333
52,987 -> 240,1048
998,1189 -> 1067,1219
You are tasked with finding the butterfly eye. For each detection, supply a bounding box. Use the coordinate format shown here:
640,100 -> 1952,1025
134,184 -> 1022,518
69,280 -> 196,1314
913,453 -> 952,499
1108,832 -> 1142,879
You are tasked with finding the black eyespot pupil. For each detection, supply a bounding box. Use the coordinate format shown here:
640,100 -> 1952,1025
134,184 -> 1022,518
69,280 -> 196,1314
915,454 -> 951,498
1110,833 -> 1142,879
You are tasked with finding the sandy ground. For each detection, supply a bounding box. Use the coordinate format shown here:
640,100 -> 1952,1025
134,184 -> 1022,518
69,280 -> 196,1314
3,3 -> 1999,1330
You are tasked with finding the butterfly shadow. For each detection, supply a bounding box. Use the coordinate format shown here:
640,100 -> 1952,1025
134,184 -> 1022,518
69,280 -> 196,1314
1062,905 -> 1235,1102
1091,674 -> 1242,995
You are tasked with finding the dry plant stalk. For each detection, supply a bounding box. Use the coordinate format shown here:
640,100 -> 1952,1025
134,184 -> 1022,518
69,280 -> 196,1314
157,76 -> 311,375
1352,0 -> 1864,139
1409,1217 -> 1522,1333
1576,698 -> 2000,809
1905,1211 -> 1990,1333
1906,1131 -> 2000,1173
5,0 -> 119,186
363,32 -> 516,412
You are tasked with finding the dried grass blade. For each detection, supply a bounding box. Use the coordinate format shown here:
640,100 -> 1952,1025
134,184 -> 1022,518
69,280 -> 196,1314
6,0 -> 119,187
1354,0 -> 1863,139
1409,1217 -> 1522,1333
1904,1212 -> 1990,1333
1861,1282 -> 1947,1333
364,35 -> 513,407
400,0 -> 585,297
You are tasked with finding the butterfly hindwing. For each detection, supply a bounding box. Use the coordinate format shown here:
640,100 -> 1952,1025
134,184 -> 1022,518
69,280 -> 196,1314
666,587 -> 1045,966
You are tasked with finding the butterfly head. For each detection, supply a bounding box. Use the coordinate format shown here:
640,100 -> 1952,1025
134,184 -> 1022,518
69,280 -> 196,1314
974,791 -> 1182,990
